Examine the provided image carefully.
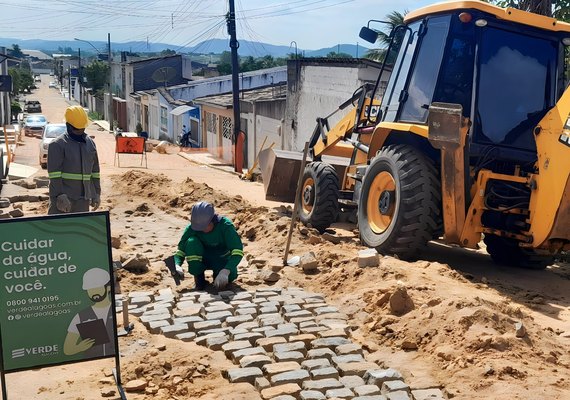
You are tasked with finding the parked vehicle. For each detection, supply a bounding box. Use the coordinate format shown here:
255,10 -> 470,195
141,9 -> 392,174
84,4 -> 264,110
23,114 -> 48,138
177,125 -> 192,147
49,82 -> 57,88
38,124 -> 66,169
24,100 -> 42,113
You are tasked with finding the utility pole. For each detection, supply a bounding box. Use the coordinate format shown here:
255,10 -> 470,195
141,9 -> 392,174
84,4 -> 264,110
68,66 -> 71,100
108,33 -> 113,132
227,0 -> 241,172
78,48 -> 82,106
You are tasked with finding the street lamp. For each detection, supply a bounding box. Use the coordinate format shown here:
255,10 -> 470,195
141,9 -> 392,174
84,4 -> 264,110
74,36 -> 113,132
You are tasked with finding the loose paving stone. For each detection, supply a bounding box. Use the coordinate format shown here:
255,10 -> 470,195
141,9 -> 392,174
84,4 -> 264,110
222,340 -> 253,357
364,369 -> 403,386
226,315 -> 254,327
196,327 -> 232,337
206,335 -> 228,350
410,388 -> 446,400
148,320 -> 170,334
255,377 -> 271,391
226,367 -> 263,384
338,362 -> 380,377
282,304 -> 302,314
290,334 -> 317,347
160,324 -> 188,338
205,311 -> 233,322
240,354 -> 273,369
172,316 -> 203,328
331,354 -> 366,367
311,337 -> 351,350
300,321 -> 319,328
257,337 -> 288,351
314,306 -> 339,315
263,361 -> 302,377
236,301 -> 258,309
233,332 -> 264,344
195,332 -> 226,346
339,375 -> 366,389
175,332 -> 196,342
318,329 -> 349,339
235,308 -> 258,316
315,312 -> 348,322
355,385 -> 382,396
274,351 -> 305,363
310,367 -> 339,380
204,304 -> 234,313
319,320 -> 350,330
231,346 -> 266,362
232,292 -> 253,301
381,381 -> 409,394
385,390 -> 410,400
270,369 -> 310,386
336,343 -> 363,356
302,379 -> 344,393
303,303 -> 329,311
260,383 -> 302,400
140,314 -> 172,325
307,348 -> 336,361
300,390 -> 326,400
290,316 -> 318,325
252,326 -> 279,335
194,320 -> 222,331
258,316 -> 284,327
174,305 -> 203,317
230,328 -> 249,338
301,326 -> 330,335
274,341 -> 307,355
260,306 -> 279,314
325,387 -> 354,399
353,396 -> 388,400
285,310 -> 313,320
272,395 -> 296,400
301,359 -> 331,371
266,326 -> 299,339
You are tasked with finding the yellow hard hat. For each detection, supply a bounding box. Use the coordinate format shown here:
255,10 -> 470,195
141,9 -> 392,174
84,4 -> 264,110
65,105 -> 89,129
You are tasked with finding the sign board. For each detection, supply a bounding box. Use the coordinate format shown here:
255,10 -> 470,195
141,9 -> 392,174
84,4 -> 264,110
0,212 -> 120,374
0,76 -> 12,93
114,136 -> 147,168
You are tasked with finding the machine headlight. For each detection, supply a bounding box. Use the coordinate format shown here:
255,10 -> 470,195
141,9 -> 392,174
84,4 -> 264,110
43,143 -> 49,150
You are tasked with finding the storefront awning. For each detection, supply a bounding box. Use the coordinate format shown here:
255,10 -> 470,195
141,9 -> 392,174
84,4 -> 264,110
170,105 -> 195,116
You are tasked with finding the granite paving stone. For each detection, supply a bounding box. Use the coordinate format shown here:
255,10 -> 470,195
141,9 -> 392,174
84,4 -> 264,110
148,320 -> 170,334
318,328 -> 349,339
339,375 -> 366,389
239,354 -> 273,369
270,369 -> 310,386
311,337 -> 352,350
325,387 -> 354,399
381,381 -> 409,394
196,327 -> 232,337
255,377 -> 271,391
204,310 -> 233,322
221,340 -> 252,357
337,362 -> 380,377
385,390 -> 410,400
363,369 -> 403,386
307,348 -> 336,361
225,315 -> 254,327
226,367 -> 263,384
194,332 -> 226,346
235,308 -> 258,316
310,367 -> 339,380
260,383 -> 301,400
302,379 -> 344,393
262,361 -> 302,376
352,396 -> 388,400
409,389 -> 446,400
335,344 -> 363,356
233,332 -> 264,344
231,346 -> 267,362
289,334 -> 317,347
160,324 -> 188,338
206,335 -> 229,350
175,332 -> 196,342
331,354 -> 366,367
194,320 -> 222,331
265,325 -> 299,339
355,385 -> 382,396
301,359 -> 331,371
256,336 -> 288,351
274,351 -> 305,363
274,341 -> 307,355
300,390 -> 326,400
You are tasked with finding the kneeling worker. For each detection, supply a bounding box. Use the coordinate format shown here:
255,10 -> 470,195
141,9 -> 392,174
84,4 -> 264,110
174,201 -> 243,290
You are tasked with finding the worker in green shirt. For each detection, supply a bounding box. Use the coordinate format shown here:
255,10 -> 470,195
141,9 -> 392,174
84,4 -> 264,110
174,201 -> 244,290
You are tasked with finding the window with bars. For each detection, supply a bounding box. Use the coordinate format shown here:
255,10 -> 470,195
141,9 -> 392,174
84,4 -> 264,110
222,116 -> 233,140
160,106 -> 168,132
206,112 -> 216,133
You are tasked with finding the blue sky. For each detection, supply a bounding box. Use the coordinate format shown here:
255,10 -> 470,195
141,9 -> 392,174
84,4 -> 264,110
0,0 -> 443,51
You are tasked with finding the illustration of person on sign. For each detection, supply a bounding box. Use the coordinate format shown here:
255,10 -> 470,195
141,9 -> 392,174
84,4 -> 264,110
63,268 -> 115,358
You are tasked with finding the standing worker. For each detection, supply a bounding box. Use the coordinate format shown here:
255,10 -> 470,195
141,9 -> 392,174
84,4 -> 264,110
47,105 -> 101,214
174,201 -> 244,290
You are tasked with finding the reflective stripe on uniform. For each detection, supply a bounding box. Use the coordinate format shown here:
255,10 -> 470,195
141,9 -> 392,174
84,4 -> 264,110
186,255 -> 203,262
92,172 -> 101,179
175,250 -> 186,257
61,172 -> 92,181
49,171 -> 62,178
231,249 -> 244,257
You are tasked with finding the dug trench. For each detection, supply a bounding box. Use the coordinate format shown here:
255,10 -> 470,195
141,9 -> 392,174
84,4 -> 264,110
8,170 -> 570,399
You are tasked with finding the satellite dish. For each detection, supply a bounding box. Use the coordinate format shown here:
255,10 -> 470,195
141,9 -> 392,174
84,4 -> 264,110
151,67 -> 177,86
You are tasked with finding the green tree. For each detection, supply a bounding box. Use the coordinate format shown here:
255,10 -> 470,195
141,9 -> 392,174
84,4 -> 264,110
84,60 -> 109,94
326,51 -> 353,59
161,49 -> 176,56
9,44 -> 23,58
364,10 -> 407,62
8,66 -> 34,94
217,51 -> 232,74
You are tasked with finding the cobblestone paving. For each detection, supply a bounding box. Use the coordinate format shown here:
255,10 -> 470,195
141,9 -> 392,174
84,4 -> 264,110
122,287 -> 446,400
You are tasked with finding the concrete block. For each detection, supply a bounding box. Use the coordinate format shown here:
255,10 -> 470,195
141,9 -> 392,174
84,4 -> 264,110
270,369 -> 310,386
337,362 -> 381,377
263,361 -> 302,377
260,383 -> 302,400
226,367 -> 263,384
363,369 -> 403,386
274,351 -> 305,363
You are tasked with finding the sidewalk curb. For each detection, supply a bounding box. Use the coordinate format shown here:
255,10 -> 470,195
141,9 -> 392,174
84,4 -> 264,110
177,153 -> 242,177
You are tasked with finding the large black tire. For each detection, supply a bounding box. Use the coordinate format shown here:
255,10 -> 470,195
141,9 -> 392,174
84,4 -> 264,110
358,144 -> 442,260
298,162 -> 339,232
484,235 -> 554,270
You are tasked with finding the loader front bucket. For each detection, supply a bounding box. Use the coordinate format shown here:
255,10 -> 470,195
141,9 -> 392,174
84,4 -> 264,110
258,148 -> 304,203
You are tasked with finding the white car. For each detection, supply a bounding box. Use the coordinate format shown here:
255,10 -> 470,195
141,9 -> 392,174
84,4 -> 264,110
49,81 -> 56,88
39,124 -> 66,169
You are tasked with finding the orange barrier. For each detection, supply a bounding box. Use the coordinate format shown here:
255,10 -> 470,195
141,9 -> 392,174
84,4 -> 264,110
114,136 -> 147,168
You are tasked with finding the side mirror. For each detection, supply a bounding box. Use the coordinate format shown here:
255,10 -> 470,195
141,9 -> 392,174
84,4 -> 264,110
359,26 -> 379,44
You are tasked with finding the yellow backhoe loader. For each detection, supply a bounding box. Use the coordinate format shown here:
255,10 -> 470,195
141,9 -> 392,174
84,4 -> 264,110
260,0 -> 570,269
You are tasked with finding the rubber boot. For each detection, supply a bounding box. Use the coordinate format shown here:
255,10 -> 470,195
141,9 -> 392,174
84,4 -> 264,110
193,273 -> 207,290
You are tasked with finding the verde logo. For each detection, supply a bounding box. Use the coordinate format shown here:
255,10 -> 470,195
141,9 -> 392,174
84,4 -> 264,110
11,344 -> 59,359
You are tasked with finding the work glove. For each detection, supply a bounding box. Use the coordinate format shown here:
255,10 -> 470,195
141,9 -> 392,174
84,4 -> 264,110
174,264 -> 185,278
90,196 -> 101,211
56,194 -> 72,213
213,269 -> 230,289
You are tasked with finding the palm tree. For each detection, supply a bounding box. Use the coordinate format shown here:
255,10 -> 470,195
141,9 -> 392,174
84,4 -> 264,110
364,10 -> 407,62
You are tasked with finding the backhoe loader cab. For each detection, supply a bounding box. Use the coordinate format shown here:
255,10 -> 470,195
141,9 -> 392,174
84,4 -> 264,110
261,1 -> 570,268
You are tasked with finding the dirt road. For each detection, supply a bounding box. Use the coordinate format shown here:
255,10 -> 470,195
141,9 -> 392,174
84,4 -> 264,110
2,75 -> 570,399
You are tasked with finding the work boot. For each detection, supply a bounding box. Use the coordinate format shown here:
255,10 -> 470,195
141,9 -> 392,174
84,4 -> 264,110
193,273 -> 207,291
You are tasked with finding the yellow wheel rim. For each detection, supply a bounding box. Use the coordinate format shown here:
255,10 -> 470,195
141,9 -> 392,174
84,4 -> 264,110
301,177 -> 315,214
367,171 -> 396,234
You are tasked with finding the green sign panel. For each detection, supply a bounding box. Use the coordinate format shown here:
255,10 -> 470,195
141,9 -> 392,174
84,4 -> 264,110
0,212 -> 117,372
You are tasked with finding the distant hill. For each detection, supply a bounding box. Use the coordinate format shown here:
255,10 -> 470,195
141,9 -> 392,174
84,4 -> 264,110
0,38 -> 370,58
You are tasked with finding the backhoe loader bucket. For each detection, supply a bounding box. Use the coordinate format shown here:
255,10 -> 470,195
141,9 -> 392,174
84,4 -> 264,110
258,148 -> 304,203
